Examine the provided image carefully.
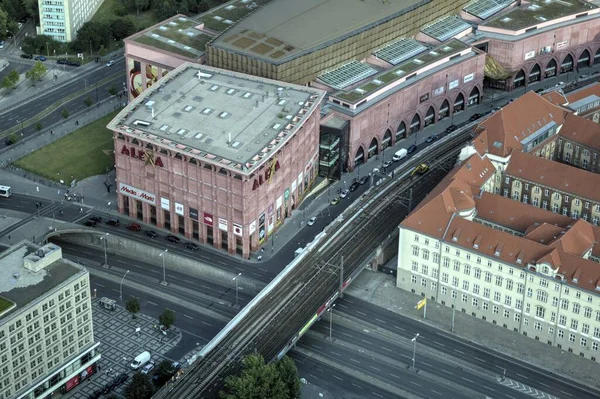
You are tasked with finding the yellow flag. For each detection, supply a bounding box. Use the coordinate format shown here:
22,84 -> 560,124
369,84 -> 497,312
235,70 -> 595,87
415,298 -> 427,310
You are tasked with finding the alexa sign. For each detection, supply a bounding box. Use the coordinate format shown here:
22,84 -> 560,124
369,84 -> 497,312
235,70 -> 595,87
120,145 -> 164,167
252,160 -> 281,190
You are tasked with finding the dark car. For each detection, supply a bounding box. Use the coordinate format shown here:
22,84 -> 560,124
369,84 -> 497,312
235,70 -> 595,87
445,125 -> 457,133
34,55 -> 46,61
115,373 -> 129,386
469,113 -> 481,121
106,219 -> 120,227
425,135 -> 437,143
349,181 -> 360,192
359,175 -> 369,185
83,220 -> 96,227
67,61 -> 81,67
165,235 -> 181,243
407,144 -> 417,154
20,53 -> 33,59
145,230 -> 158,238
101,384 -> 113,394
56,59 -> 69,65
185,242 -> 199,251
87,390 -> 103,399
89,215 -> 102,222
126,223 -> 141,231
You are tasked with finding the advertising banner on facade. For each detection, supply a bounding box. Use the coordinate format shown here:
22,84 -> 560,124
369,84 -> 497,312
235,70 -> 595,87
175,202 -> 184,216
524,50 -> 535,60
218,218 -> 228,231
449,79 -> 459,90
189,207 -> 199,220
267,216 -> 274,233
233,223 -> 243,237
463,73 -> 474,83
118,183 -> 156,205
276,196 -> 283,209
258,213 -> 266,242
291,181 -> 297,193
161,198 -> 170,210
249,220 -> 256,235
203,212 -> 214,226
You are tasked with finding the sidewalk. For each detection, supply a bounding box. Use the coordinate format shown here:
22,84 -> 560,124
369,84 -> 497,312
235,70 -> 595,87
345,268 -> 600,391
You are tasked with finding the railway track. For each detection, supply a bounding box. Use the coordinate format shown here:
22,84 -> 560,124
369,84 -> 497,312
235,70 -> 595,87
158,129 -> 472,398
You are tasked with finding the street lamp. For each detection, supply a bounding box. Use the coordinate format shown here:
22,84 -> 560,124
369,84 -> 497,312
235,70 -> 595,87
159,250 -> 168,285
233,272 -> 241,308
100,233 -> 109,268
327,304 -> 336,340
411,333 -> 420,371
16,119 -> 24,137
119,270 -> 129,307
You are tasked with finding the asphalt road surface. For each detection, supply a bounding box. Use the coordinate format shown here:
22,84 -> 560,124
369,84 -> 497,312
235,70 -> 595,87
337,295 -> 600,399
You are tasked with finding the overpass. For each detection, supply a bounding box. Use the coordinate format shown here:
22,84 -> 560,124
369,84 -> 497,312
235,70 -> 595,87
155,128 -> 474,398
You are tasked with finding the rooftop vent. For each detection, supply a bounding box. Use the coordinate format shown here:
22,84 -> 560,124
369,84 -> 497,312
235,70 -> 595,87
394,70 -> 405,76
202,108 -> 213,115
196,71 -> 213,79
473,235 -> 483,249
494,242 -> 504,257
219,112 -> 230,118
133,120 -> 151,127
226,89 -> 236,95
243,92 -> 253,99
210,85 -> 219,91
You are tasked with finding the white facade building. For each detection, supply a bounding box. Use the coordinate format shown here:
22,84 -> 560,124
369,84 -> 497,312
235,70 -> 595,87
38,0 -> 105,42
0,242 -> 100,399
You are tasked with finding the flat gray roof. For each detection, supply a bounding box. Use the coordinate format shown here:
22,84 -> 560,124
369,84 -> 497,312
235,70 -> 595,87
109,63 -> 325,174
0,242 -> 83,320
211,0 -> 429,63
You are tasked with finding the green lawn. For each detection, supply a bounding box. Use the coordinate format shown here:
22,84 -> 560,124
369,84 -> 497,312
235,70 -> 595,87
14,110 -> 120,182
0,296 -> 14,314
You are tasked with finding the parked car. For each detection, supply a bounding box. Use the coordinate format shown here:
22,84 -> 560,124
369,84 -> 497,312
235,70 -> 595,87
106,60 -> 116,67
126,223 -> 141,231
145,230 -> 158,238
56,59 -> 69,65
445,125 -> 457,133
0,41 -> 5,49
141,361 -> 155,375
307,217 -> 317,226
165,235 -> 181,243
339,189 -> 350,198
20,53 -> 33,59
469,113 -> 481,122
34,55 -> 46,61
89,216 -> 102,222
407,144 -> 417,154
115,373 -> 129,386
88,389 -> 103,399
349,181 -> 360,192
330,197 -> 340,205
184,242 -> 199,250
67,60 -> 81,67
382,160 -> 393,168
106,219 -> 120,227
101,383 -> 114,395
83,220 -> 96,227
425,135 -> 437,143
359,176 -> 369,185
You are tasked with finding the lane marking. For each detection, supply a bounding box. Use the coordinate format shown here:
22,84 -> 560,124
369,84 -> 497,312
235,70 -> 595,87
332,375 -> 343,381
372,393 -> 384,398
352,383 -> 362,389
505,395 -> 516,399
350,358 -> 361,364
375,318 -> 386,324
474,357 -> 485,362
183,314 -> 193,320
539,382 -> 549,388
461,377 -> 474,383
95,283 -> 105,288
454,349 -> 465,354
342,332 -> 352,337
147,301 -> 157,306
560,391 -> 573,397
410,382 -> 421,387
390,374 -> 401,379
431,390 -> 442,396
369,366 -> 380,372
337,303 -> 348,309
400,354 -> 411,359
382,347 -> 392,353
484,386 -> 495,392
201,321 -> 212,327
344,299 -> 354,304
421,362 -> 432,367
311,344 -> 322,350
361,339 -> 373,345
516,373 -> 528,379
394,326 -> 405,331
356,311 -> 367,316
330,351 -> 342,357
434,341 -> 445,346
441,369 -> 453,375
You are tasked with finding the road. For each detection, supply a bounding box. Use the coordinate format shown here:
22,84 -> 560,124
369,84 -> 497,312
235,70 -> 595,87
336,295 -> 600,399
0,58 -> 125,141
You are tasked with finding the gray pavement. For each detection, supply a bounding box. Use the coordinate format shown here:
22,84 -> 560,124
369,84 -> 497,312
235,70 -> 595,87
60,298 -> 182,399
345,267 -> 600,391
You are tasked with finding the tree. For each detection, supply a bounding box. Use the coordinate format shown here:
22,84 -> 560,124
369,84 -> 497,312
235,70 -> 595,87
109,17 -> 136,41
1,69 -> 19,92
0,8 -> 8,39
25,61 -> 47,85
71,20 -> 111,54
124,372 -> 154,399
21,0 -> 39,23
60,107 -> 69,120
98,44 -> 106,59
35,122 -> 42,132
126,298 -> 140,319
151,360 -> 175,387
154,0 -> 178,20
158,308 -> 175,329
108,85 -> 118,96
194,0 -> 209,13
84,96 -> 93,107
220,354 -> 300,399
6,133 -> 19,145
130,0 -> 151,16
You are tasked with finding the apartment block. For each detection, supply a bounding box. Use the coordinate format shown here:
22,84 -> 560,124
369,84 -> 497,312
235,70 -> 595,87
38,0 -> 105,43
0,242 -> 100,399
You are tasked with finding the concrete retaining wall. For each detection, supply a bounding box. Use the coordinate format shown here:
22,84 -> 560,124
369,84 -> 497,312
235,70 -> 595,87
50,231 -> 265,295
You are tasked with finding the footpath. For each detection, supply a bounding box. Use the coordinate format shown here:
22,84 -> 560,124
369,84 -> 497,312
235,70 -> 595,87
346,268 -> 600,391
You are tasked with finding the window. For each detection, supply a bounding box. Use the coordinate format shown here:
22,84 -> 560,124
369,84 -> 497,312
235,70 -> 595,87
495,276 -> 503,286
584,307 -> 592,318
452,277 -> 459,287
412,261 -> 419,271
412,246 -> 419,256
558,329 -> 565,339
593,342 -> 599,351
474,268 -> 481,279
462,281 -> 469,291
548,326 -> 554,336
573,303 -> 580,314
432,269 -> 438,279
537,290 -> 548,303
422,249 -> 430,260
433,253 -> 439,263
552,297 -> 559,307
536,306 -> 545,318
559,315 -> 567,326
517,284 -> 524,294
582,323 -> 590,334
451,290 -> 458,299
561,299 -> 569,310
539,279 -> 548,288
421,278 -> 427,287
494,292 -> 501,302
504,309 -> 510,319
421,264 -> 428,275
571,319 -> 579,330
524,318 -> 529,327
527,288 -> 533,298
473,284 -> 480,295
483,288 -> 490,298
442,273 -> 448,283
534,322 -> 542,331
516,299 -> 522,310
464,265 -> 471,275
569,333 -> 575,343
431,282 -> 437,291
441,287 -> 447,296
506,280 -> 513,290
472,298 -> 478,307
453,261 -> 461,272
476,257 -> 481,264
462,294 -> 468,303
514,313 -> 521,322
484,272 -> 492,283
525,303 -> 531,313
443,257 -> 450,268
411,275 -> 417,284
414,235 -> 419,242
483,302 -> 489,311
595,328 -> 600,338
505,296 -> 512,306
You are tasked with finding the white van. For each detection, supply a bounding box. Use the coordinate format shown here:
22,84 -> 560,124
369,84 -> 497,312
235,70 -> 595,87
130,351 -> 151,369
392,148 -> 407,162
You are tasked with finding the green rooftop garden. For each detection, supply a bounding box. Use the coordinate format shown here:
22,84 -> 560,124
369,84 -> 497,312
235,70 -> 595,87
0,296 -> 14,314
135,35 -> 204,58
335,39 -> 470,103
484,0 -> 595,30
197,0 -> 272,32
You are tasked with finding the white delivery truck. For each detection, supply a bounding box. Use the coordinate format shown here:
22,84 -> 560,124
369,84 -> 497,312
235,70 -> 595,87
130,351 -> 151,369
392,148 -> 407,162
